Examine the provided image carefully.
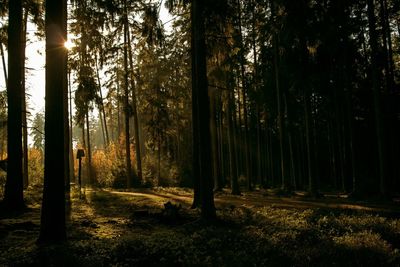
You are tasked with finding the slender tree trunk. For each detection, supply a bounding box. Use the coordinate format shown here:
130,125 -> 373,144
190,0 -> 200,209
227,90 -> 240,195
4,0 -> 24,210
21,9 -> 29,189
251,3 -> 262,187
123,0 -> 132,188
270,0 -> 287,191
0,42 -> 7,86
95,54 -> 109,146
63,0 -> 70,198
210,89 -> 221,191
265,126 -> 273,187
237,0 -> 252,191
273,34 -> 285,190
379,0 -> 394,92
116,68 -> 122,140
327,121 -> 337,188
39,0 -> 67,242
304,89 -> 316,195
367,0 -> 388,197
126,24 -> 143,185
85,112 -> 92,185
235,77 -> 243,177
68,71 -> 74,183
192,0 -> 216,220
288,133 -> 296,190
217,98 -> 225,187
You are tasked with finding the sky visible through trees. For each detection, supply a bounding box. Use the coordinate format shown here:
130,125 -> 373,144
0,2 -> 172,133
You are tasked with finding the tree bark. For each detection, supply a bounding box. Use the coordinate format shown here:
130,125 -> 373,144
226,90 -> 240,195
127,23 -> 143,185
0,42 -> 7,86
210,89 -> 221,191
4,0 -> 24,210
192,0 -> 216,219
123,0 -> 132,188
68,71 -> 74,184
94,54 -> 109,146
39,0 -> 67,242
367,0 -> 388,196
237,0 -> 252,191
270,0 -> 287,191
85,112 -> 92,185
21,9 -> 29,189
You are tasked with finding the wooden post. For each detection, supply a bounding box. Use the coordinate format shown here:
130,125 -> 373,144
77,149 -> 85,198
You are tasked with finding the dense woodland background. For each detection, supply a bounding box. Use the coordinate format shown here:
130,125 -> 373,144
0,0 -> 400,262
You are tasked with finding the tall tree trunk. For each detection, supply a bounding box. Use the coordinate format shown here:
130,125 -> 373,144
288,133 -> 296,190
63,0 -> 70,198
116,67 -> 122,140
95,54 -> 110,146
123,0 -> 132,188
0,42 -> 7,85
126,24 -> 143,185
39,0 -> 67,242
217,97 -> 225,187
4,0 -> 24,210
379,0 -> 394,92
367,0 -> 388,196
68,71 -> 74,183
226,90 -> 240,195
304,89 -> 316,195
192,0 -> 216,220
251,2 -> 262,187
270,0 -> 287,191
237,0 -> 252,191
210,89 -> 221,191
21,9 -> 29,189
85,112 -> 92,185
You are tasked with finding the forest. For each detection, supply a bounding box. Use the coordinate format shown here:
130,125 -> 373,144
1,0 -> 400,266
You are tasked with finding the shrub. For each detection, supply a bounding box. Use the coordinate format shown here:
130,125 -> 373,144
28,148 -> 43,185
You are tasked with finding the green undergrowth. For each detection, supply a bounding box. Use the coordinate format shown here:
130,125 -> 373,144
1,188 -> 400,266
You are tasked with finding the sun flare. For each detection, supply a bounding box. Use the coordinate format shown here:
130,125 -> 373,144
64,39 -> 74,50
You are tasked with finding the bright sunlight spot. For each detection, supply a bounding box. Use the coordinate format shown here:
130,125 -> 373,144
64,39 -> 74,50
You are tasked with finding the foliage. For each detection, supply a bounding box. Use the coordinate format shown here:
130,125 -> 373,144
142,153 -> 179,187
91,143 -> 124,187
30,112 -> 44,151
27,148 -> 43,185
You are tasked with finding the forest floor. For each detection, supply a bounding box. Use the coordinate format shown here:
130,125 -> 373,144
1,186 -> 400,266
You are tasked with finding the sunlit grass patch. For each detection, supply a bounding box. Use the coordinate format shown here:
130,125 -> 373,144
332,231 -> 400,266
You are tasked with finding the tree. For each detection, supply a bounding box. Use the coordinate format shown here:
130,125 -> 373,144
31,112 -> 45,151
39,0 -> 68,242
3,0 -> 24,210
191,0 -> 216,220
367,0 -> 388,197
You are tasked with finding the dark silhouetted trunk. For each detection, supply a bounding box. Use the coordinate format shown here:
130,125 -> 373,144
21,9 -> 28,189
123,0 -> 132,188
68,71 -> 74,184
0,42 -> 7,85
4,0 -> 24,210
192,0 -> 216,220
367,0 -> 388,196
210,89 -> 221,191
85,112 -> 92,185
226,90 -> 240,195
39,0 -> 67,242
271,0 -> 286,191
237,0 -> 252,191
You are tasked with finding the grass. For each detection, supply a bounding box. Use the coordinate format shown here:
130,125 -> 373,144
0,186 -> 399,266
